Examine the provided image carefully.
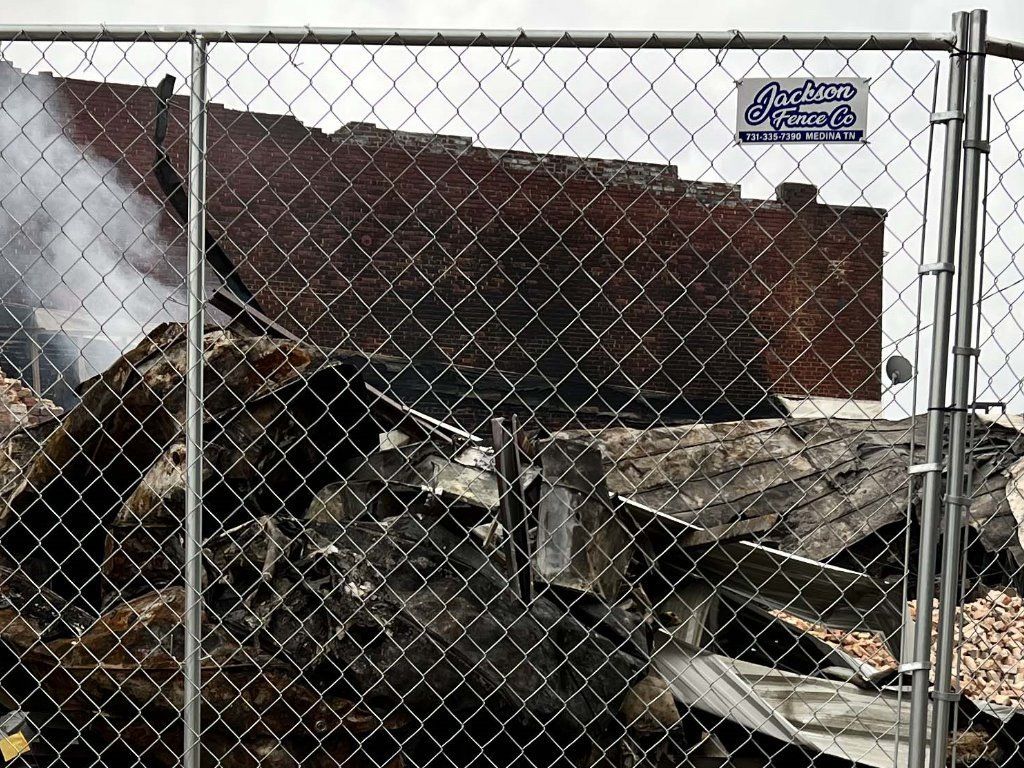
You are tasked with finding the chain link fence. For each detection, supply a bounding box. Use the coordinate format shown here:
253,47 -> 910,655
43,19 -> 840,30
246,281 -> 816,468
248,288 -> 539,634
0,10 -> 1021,768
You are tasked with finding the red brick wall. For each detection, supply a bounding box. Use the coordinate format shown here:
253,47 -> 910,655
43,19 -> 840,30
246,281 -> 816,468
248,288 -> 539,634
44,69 -> 884,409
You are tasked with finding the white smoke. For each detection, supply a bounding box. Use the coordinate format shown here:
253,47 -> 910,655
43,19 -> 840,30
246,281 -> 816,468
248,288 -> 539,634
0,63 -> 182,379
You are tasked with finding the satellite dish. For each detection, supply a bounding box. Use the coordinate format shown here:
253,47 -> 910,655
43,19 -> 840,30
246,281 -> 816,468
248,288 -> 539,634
886,355 -> 914,385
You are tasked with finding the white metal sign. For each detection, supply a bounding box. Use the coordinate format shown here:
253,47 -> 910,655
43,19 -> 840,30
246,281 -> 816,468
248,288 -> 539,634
735,77 -> 870,144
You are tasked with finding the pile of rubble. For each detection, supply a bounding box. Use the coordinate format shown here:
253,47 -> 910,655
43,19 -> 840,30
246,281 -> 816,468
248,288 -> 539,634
0,370 -> 61,437
0,327 -> 1022,767
781,592 -> 1024,708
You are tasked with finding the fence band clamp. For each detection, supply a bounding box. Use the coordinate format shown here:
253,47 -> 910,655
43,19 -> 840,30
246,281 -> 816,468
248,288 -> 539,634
953,346 -> 980,357
899,661 -> 930,673
930,110 -> 964,124
946,495 -> 973,508
909,462 -> 943,475
964,138 -> 991,153
918,261 -> 954,275
931,689 -> 962,702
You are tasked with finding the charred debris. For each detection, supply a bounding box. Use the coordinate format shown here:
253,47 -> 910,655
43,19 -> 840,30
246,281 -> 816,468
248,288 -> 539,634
1,326 -> 1022,768
0,75 -> 1020,768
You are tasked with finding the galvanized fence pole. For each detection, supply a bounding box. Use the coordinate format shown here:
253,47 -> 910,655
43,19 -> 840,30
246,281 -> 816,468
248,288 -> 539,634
930,9 -> 988,768
907,11 -> 970,768
183,33 -> 208,768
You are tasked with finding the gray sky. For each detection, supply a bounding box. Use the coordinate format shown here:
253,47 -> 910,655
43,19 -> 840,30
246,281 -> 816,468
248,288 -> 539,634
4,1 -> 1024,418
0,1 -> 1015,36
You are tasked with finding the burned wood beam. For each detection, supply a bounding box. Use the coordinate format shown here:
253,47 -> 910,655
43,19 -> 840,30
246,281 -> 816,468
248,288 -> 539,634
678,514 -> 780,548
492,416 -> 533,602
153,74 -> 264,314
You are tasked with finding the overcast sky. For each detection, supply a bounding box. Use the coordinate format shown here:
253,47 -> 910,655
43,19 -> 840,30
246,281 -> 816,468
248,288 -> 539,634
0,0 -> 1018,37
4,1 -> 1024,417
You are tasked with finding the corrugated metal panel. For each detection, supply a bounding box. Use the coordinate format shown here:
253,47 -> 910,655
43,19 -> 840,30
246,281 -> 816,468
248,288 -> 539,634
623,497 -> 904,639
654,631 -> 927,768
735,659 -> 913,768
654,637 -> 801,746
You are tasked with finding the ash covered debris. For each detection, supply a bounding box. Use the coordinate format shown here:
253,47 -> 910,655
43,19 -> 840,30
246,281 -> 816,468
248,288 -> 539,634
0,330 -> 1022,767
0,326 -> 641,768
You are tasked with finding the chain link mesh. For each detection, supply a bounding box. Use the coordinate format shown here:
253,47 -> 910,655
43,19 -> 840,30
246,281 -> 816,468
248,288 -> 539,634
0,26 -> 1019,768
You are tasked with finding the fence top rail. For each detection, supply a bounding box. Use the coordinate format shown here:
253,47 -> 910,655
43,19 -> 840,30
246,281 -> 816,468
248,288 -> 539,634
2,25 -> 1024,61
985,35 -> 1024,61
0,25 -> 967,51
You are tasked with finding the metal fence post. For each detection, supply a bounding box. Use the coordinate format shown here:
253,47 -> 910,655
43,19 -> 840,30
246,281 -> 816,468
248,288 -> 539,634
930,9 -> 988,768
906,11 -> 970,768
184,32 -> 208,768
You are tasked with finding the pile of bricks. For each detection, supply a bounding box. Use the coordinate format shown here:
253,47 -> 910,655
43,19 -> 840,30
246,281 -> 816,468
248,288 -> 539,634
779,590 -> 1024,707
0,371 -> 62,437
914,591 -> 1024,706
779,614 -> 899,670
